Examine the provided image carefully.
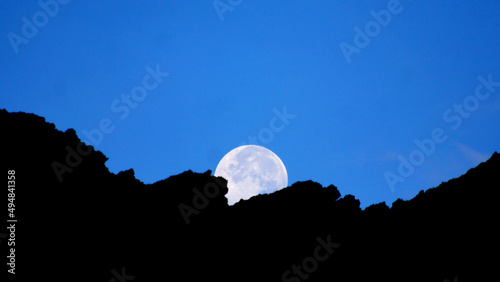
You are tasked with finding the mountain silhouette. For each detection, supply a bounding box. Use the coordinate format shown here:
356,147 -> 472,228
1,109 -> 498,282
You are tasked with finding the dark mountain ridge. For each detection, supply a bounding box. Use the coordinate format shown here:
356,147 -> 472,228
1,109 -> 498,281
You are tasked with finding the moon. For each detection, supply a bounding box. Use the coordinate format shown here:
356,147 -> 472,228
214,145 -> 288,205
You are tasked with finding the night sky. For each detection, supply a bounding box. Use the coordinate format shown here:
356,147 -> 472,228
1,0 -> 499,207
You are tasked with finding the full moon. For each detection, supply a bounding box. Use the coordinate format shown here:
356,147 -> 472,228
214,145 -> 288,205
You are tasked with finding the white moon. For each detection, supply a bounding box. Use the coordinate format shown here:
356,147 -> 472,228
214,145 -> 288,205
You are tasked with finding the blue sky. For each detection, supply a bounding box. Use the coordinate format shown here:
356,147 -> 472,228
1,0 -> 499,208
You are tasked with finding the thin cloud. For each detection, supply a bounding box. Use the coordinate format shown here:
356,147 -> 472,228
454,143 -> 489,165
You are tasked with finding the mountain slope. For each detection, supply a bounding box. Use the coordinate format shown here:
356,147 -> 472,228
1,109 -> 498,282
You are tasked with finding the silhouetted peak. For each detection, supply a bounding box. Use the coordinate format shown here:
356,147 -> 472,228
283,180 -> 341,199
336,194 -> 361,211
116,168 -> 138,182
364,201 -> 390,213
391,198 -> 406,210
